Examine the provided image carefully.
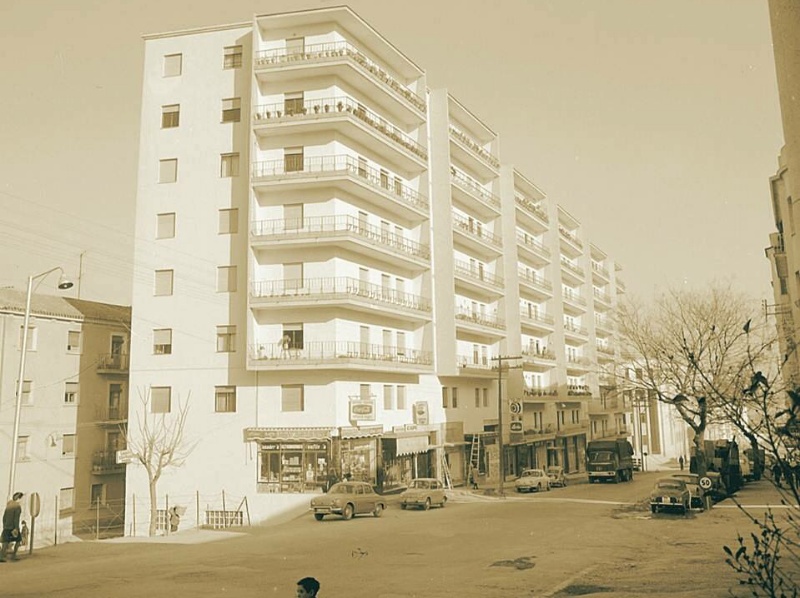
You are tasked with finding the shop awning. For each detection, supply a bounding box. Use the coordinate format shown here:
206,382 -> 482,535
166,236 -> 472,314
243,427 -> 332,442
395,435 -> 429,456
340,425 -> 384,439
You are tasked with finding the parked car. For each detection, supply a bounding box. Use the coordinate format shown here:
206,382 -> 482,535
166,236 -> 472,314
546,465 -> 567,488
670,473 -> 705,509
310,482 -> 386,521
515,468 -> 551,493
650,478 -> 691,514
400,478 -> 447,510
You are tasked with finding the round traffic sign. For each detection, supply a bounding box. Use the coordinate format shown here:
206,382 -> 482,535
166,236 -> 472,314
509,401 -> 522,415
699,476 -> 712,490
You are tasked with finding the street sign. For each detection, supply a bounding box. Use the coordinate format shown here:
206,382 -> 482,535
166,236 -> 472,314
509,421 -> 523,433
509,401 -> 522,415
699,476 -> 712,490
29,492 -> 40,518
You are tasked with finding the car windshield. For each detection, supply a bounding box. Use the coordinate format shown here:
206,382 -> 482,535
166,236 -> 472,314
588,451 -> 614,463
522,470 -> 542,477
410,480 -> 431,489
329,483 -> 352,494
656,480 -> 684,490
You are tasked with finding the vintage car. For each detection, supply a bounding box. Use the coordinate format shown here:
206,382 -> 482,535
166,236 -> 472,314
399,478 -> 447,510
650,478 -> 691,514
546,465 -> 567,488
310,482 -> 386,521
515,468 -> 551,493
670,472 -> 705,509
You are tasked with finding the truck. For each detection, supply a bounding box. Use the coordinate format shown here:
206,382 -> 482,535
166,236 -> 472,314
586,439 -> 635,483
690,439 -> 743,499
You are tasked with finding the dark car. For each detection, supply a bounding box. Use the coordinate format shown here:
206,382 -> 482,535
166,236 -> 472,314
650,478 -> 691,514
310,482 -> 386,521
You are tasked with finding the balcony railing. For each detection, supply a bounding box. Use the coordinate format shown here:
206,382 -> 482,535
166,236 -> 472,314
452,213 -> 502,248
521,347 -> 556,360
567,384 -> 592,396
617,279 -> 627,293
255,41 -> 426,113
592,262 -> 610,279
249,341 -> 432,366
518,271 -> 553,295
523,386 -> 559,397
517,233 -> 551,258
558,225 -> 584,249
519,309 -> 555,326
566,355 -> 592,367
251,214 -> 430,260
448,124 -> 500,169
451,168 -> 501,209
595,317 -> 612,332
95,403 -> 128,422
254,96 -> 427,161
455,307 -> 505,329
560,257 -> 584,277
250,277 -> 431,312
564,323 -> 588,336
97,353 -> 129,372
92,451 -> 125,474
563,291 -> 586,306
525,424 -> 556,436
457,355 -> 492,369
593,289 -> 611,304
515,193 -> 549,223
597,344 -> 615,356
453,259 -> 503,287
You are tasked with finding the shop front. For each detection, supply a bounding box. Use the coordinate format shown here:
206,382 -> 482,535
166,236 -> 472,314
245,427 -> 332,494
335,425 -> 382,486
551,433 -> 587,473
381,428 -> 434,491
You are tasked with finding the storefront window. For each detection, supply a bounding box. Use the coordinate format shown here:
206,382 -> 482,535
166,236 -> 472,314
340,438 -> 377,485
259,442 -> 328,493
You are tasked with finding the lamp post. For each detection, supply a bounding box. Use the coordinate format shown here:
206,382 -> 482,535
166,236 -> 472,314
7,267 -> 73,499
491,355 -> 521,497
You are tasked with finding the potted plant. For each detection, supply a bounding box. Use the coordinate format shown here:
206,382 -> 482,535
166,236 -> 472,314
314,104 -> 320,114
324,104 -> 330,113
337,101 -> 344,112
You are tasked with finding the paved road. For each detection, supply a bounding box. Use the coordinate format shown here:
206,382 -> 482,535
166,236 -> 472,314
0,471 -> 784,598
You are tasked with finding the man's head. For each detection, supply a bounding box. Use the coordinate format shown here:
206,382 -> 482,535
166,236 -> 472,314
11,492 -> 23,501
296,577 -> 320,598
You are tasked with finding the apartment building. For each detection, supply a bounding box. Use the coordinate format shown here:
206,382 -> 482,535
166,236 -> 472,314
129,6 -> 628,526
0,290 -> 130,545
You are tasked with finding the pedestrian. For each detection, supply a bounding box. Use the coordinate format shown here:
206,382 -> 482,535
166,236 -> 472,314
169,506 -> 180,533
0,492 -> 23,562
678,455 -> 685,471
296,577 -> 321,598
469,464 -> 479,490
773,462 -> 783,487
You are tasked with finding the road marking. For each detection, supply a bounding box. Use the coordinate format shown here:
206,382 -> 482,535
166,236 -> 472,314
525,498 -> 634,506
715,504 -> 800,509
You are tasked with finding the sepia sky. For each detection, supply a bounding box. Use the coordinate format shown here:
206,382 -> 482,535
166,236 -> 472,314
0,0 -> 782,306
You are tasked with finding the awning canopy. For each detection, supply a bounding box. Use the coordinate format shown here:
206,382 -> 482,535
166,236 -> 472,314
395,435 -> 430,456
340,425 -> 384,439
243,427 -> 332,442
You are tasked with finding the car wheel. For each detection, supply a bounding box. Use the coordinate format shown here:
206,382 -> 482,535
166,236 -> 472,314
440,496 -> 447,508
342,504 -> 354,520
314,513 -> 325,521
650,505 -> 657,514
373,504 -> 384,518
516,488 -> 522,493
423,498 -> 431,511
400,503 -> 407,510
563,479 -> 567,487
613,472 -> 620,484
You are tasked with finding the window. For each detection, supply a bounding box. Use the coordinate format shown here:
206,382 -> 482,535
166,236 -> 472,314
282,324 -> 303,351
59,487 -> 74,513
19,325 -> 36,350
156,212 -> 176,239
62,434 -> 76,457
158,158 -> 178,183
220,153 -> 240,178
18,380 -> 32,405
218,208 -> 239,234
397,385 -> 406,410
284,91 -> 304,115
163,53 -> 182,77
475,388 -> 480,408
67,330 -> 81,353
90,483 -> 106,506
151,386 -> 171,413
222,97 -> 241,123
284,147 -> 304,173
16,436 -> 28,461
451,387 -> 459,409
383,385 -> 393,410
482,388 -> 489,408
153,329 -> 172,354
282,384 -> 304,412
286,37 -> 305,56
217,266 -> 237,292
215,386 -> 236,412
161,104 -> 180,128
216,325 -> 236,352
442,387 -> 449,408
64,382 -> 78,404
223,45 -> 243,69
154,269 -> 174,296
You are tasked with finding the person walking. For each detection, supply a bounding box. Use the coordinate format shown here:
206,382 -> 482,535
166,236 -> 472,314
678,455 -> 685,471
773,462 -> 783,488
168,506 -> 181,533
296,577 -> 321,598
0,492 -> 24,562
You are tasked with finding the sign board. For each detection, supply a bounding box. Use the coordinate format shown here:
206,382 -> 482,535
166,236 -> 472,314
349,398 -> 376,422
509,421 -> 523,433
509,401 -> 522,415
699,476 -> 712,490
413,401 -> 429,425
116,449 -> 136,464
29,492 -> 40,518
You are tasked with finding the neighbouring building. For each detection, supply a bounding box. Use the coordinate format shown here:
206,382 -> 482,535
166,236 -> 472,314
128,5 -> 629,530
0,290 -> 131,545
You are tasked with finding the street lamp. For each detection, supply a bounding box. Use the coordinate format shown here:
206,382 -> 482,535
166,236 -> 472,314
7,267 -> 73,499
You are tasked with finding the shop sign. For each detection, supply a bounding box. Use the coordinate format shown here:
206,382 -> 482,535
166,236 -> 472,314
412,401 -> 429,425
243,427 -> 332,442
349,398 -> 376,422
509,421 -> 523,432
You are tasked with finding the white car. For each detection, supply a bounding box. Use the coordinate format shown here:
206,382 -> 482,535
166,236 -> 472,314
515,468 -> 551,493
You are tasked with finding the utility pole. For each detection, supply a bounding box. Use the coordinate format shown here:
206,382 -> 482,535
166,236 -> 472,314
491,355 -> 521,497
77,251 -> 87,299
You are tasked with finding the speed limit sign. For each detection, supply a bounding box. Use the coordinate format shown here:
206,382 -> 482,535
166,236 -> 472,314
699,477 -> 712,490
509,401 -> 522,415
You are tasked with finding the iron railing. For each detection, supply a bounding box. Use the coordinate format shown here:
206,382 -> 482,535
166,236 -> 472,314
452,212 -> 502,247
567,384 -> 591,396
519,309 -> 555,325
591,262 -> 610,279
518,269 -> 552,291
92,451 -> 125,473
560,257 -> 584,277
517,232 -> 551,257
521,347 -> 556,360
523,386 -> 559,397
97,353 -> 129,372
451,167 -> 501,209
249,341 -> 433,365
564,323 -> 589,336
453,259 -> 503,287
593,289 -> 611,304
448,124 -> 500,169
95,403 -> 128,422
457,355 -> 492,369
559,225 -> 584,249
563,291 -> 587,306
454,307 -> 505,329
515,193 -> 549,223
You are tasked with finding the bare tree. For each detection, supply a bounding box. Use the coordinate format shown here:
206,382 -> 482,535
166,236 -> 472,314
122,388 -> 194,537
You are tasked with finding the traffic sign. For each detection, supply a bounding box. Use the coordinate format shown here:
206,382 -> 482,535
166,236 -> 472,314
699,476 -> 712,490
29,492 -> 41,518
509,401 -> 522,415
509,421 -> 523,432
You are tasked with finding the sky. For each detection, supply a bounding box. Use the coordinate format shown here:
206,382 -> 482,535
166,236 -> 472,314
0,0 -> 783,307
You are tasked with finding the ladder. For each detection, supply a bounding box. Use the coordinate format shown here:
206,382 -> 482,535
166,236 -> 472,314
441,453 -> 453,490
469,434 -> 482,474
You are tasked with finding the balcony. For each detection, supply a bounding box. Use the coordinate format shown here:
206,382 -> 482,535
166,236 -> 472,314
567,384 -> 592,397
250,277 -> 432,321
563,322 -> 589,339
455,307 -> 506,335
453,259 -> 504,296
517,233 -> 551,265
97,353 -> 129,374
522,386 -> 559,400
562,291 -> 587,315
524,424 -> 557,439
457,355 -> 495,377
593,288 -> 612,308
254,40 -> 426,123
95,403 -> 128,424
251,155 -> 427,221
92,451 -> 125,475
565,355 -> 592,372
515,193 -> 549,229
451,168 -> 501,218
597,344 -> 615,358
253,96 -> 426,172
559,225 -> 584,256
452,212 -> 503,257
518,269 -> 553,299
251,214 -> 430,269
519,309 -> 555,332
592,262 -> 610,282
616,279 -> 627,294
248,341 -> 433,373
560,257 -> 585,284
595,316 -> 613,335
556,421 -> 587,436
521,347 -> 557,370
448,124 -> 499,181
